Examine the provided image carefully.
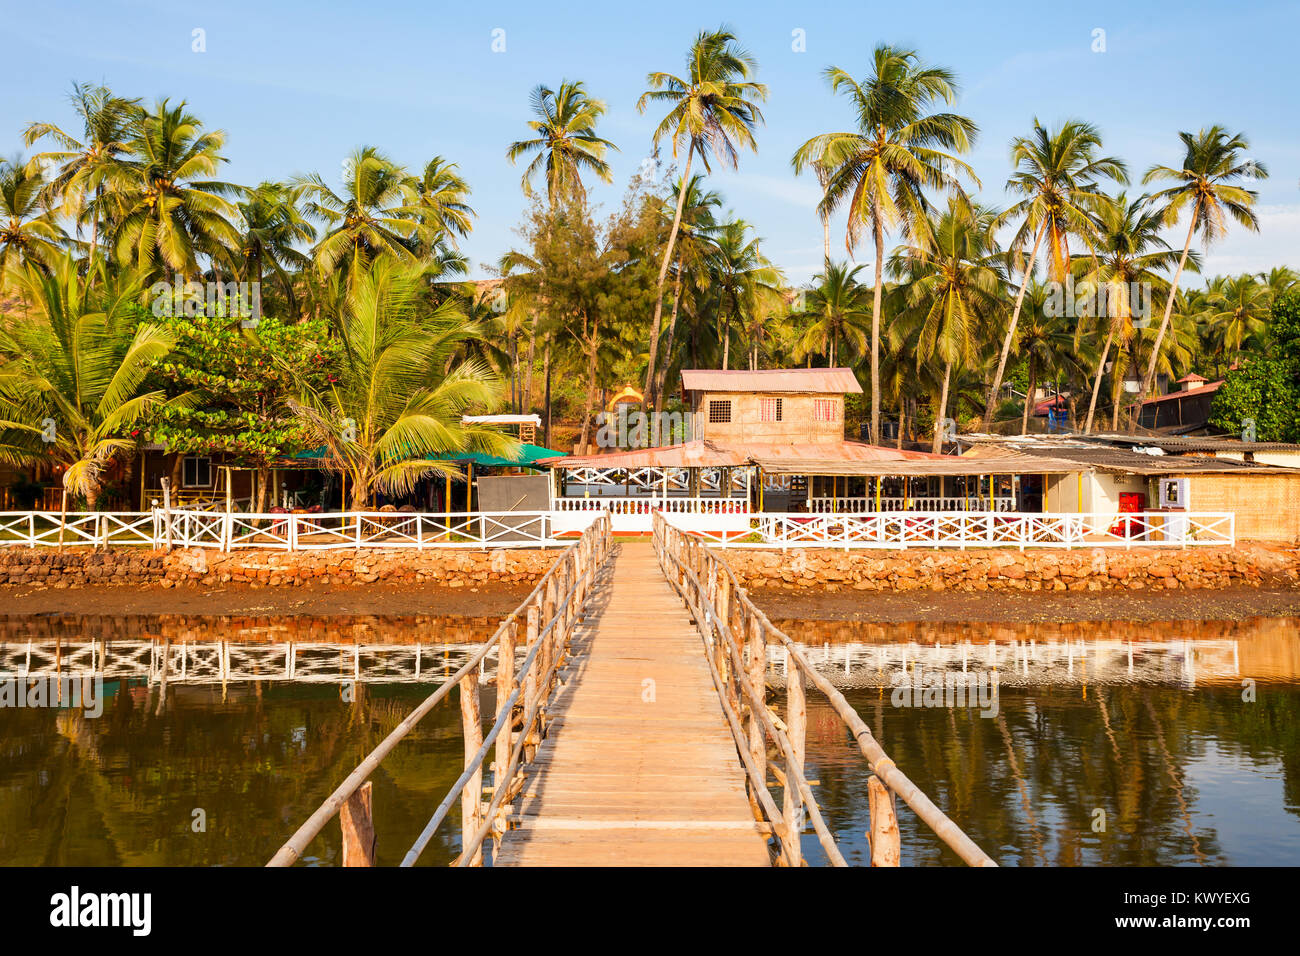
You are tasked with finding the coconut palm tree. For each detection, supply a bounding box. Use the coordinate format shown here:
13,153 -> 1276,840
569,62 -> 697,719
790,261 -> 872,367
890,198 -> 1005,451
290,257 -> 514,509
236,181 -> 315,316
651,174 -> 723,420
1014,281 -> 1079,434
637,28 -> 767,411
297,146 -> 422,282
1134,127 -> 1267,422
792,45 -> 977,444
109,100 -> 242,280
0,155 -> 66,278
1204,273 -> 1271,365
708,218 -> 781,370
22,82 -> 141,260
981,120 -> 1128,430
1074,192 -> 1184,432
0,253 -> 179,512
404,156 -> 475,251
507,81 -> 616,208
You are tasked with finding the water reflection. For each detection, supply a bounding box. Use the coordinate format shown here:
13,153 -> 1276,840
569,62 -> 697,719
777,617 -> 1300,866
1,613 -> 1297,866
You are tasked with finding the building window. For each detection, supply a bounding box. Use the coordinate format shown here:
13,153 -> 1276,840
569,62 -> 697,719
813,399 -> 839,422
760,397 -> 783,422
708,400 -> 732,424
183,456 -> 212,488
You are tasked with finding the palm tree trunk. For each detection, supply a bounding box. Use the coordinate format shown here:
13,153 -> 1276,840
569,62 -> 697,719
256,464 -> 271,513
542,335 -> 552,448
932,361 -> 952,453
869,211 -> 885,444
578,321 -> 600,451
722,315 -> 730,370
983,222 -> 1047,430
1132,207 -> 1199,432
524,318 -> 536,413
1021,357 -> 1037,435
651,261 -> 684,444
1084,320 -> 1117,434
643,145 -> 695,412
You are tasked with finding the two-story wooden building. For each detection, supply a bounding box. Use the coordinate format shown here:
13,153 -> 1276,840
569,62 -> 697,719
680,368 -> 858,445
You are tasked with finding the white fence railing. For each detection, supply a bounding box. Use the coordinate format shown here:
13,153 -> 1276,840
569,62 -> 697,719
663,510 -> 1235,550
0,508 -> 1236,551
0,509 -> 603,551
808,496 -> 1017,513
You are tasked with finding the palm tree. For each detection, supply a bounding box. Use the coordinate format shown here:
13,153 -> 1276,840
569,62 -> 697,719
890,199 -> 1005,451
405,156 -> 476,249
651,174 -> 723,420
22,82 -> 141,260
790,261 -> 872,367
1074,192 -> 1184,432
638,28 -> 767,412
1014,282 -> 1079,434
1134,127 -> 1267,422
109,99 -> 242,280
506,81 -> 616,208
290,257 -> 514,509
792,45 -> 977,444
297,146 -> 421,282
0,155 -> 65,278
237,181 -> 315,316
982,120 -> 1128,430
708,218 -> 781,370
0,253 -> 178,512
1204,273 -> 1271,365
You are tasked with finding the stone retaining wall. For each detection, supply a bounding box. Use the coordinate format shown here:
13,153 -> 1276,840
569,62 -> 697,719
0,547 -> 560,588
718,545 -> 1300,592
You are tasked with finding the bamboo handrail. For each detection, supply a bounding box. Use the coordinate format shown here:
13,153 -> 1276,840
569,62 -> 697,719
267,514 -> 611,867
653,512 -> 997,868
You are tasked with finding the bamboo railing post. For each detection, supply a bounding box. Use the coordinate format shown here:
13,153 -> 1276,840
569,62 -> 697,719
523,606 -> 540,762
868,776 -> 901,866
494,618 -> 517,801
746,614 -> 767,795
340,780 -> 376,866
460,662 -> 484,866
784,663 -> 807,864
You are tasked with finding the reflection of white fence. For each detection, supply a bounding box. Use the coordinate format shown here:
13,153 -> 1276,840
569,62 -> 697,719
766,637 -> 1240,688
0,509 -> 603,551
809,496 -> 1016,513
0,639 -> 494,685
665,511 -> 1235,549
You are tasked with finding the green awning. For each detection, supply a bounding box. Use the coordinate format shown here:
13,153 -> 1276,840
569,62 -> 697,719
289,443 -> 565,469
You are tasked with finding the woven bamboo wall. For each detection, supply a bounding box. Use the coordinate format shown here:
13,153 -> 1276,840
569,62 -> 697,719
1188,473 -> 1300,543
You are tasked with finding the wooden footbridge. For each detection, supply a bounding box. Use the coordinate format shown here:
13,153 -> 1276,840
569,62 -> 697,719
268,513 -> 995,868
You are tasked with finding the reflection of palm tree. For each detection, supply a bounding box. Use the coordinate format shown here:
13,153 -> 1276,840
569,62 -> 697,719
996,712 -> 1047,865
1142,694 -> 1207,865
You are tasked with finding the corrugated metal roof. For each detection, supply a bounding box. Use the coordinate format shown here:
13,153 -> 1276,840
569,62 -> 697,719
1085,435 -> 1300,454
539,440 -> 943,469
751,452 -> 1082,477
680,368 -> 863,394
971,441 -> 1300,475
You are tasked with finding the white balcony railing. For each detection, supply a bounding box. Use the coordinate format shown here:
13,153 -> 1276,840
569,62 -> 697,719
808,496 -> 1017,513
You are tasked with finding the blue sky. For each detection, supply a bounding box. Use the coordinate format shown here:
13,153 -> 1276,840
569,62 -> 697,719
6,0 -> 1298,284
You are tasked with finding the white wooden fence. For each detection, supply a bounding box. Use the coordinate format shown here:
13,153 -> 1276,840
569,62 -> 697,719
0,509 -> 603,551
663,510 -> 1235,550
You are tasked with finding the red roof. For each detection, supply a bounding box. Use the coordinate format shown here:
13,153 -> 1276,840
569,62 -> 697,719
1176,373 -> 1207,383
1140,380 -> 1223,406
680,368 -> 862,394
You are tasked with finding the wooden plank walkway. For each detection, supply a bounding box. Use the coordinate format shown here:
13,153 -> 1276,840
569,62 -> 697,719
495,541 -> 771,867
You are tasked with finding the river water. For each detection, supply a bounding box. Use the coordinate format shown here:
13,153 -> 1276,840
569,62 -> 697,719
1,614 -> 1296,866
